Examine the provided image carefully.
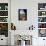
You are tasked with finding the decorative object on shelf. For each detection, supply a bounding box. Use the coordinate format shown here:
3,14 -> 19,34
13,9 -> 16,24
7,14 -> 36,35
11,23 -> 16,30
42,11 -> 46,16
40,8 -> 44,10
29,25 -> 35,30
38,23 -> 46,28
0,11 -> 8,16
5,6 -> 8,10
38,17 -> 46,22
38,11 -> 46,16
39,29 -> 46,37
18,9 -> 27,21
0,3 -> 8,10
42,12 -> 45,15
0,23 -> 8,30
38,3 -> 46,10
0,23 -> 8,37
0,17 -> 8,22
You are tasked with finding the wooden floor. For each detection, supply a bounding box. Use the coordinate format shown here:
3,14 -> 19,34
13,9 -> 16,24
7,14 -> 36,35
0,45 -> 8,46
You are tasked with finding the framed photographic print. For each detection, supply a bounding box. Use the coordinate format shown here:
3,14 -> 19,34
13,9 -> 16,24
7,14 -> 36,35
18,9 -> 27,21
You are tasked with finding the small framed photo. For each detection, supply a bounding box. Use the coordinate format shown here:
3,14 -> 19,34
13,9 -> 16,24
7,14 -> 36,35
18,9 -> 27,21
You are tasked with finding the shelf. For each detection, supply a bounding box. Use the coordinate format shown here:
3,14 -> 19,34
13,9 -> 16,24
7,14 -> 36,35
0,22 -> 8,23
38,10 -> 46,11
0,16 -> 8,17
38,28 -> 46,29
38,22 -> 46,23
38,16 -> 46,17
0,10 -> 8,11
38,37 -> 46,38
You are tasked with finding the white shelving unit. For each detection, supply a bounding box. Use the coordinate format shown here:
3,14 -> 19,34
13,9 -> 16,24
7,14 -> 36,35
0,2 -> 9,45
38,3 -> 46,37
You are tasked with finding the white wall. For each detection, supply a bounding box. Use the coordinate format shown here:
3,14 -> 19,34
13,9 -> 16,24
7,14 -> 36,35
11,0 -> 38,30
11,0 -> 46,46
11,0 -> 46,30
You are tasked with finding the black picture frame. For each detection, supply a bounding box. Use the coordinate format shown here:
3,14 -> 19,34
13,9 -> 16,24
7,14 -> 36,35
18,9 -> 27,21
